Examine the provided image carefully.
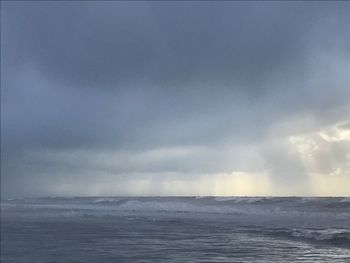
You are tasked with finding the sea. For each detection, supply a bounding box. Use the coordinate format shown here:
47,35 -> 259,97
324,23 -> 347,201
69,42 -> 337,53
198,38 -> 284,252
1,196 -> 350,262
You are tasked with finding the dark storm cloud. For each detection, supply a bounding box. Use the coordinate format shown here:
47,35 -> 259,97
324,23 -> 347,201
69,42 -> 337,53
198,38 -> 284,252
3,2 -> 305,87
4,2 -> 349,89
1,2 -> 350,197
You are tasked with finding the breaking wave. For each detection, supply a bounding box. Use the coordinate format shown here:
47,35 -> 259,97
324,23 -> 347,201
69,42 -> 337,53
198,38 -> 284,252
290,228 -> 350,242
91,198 -> 120,204
264,228 -> 350,247
245,227 -> 350,247
2,196 -> 350,218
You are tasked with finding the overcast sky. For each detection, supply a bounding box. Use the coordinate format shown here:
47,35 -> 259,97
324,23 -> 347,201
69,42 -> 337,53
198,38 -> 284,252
1,2 -> 350,198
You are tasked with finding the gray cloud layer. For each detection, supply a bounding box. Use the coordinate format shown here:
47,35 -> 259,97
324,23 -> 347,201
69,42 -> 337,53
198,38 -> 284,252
1,2 -> 350,197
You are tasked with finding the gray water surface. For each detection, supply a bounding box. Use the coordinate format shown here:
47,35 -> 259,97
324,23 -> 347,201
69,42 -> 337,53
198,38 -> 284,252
1,197 -> 350,262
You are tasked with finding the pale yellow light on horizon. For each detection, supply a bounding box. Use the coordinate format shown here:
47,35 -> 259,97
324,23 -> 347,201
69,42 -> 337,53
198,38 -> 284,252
45,121 -> 350,197
309,172 -> 350,196
211,172 -> 272,196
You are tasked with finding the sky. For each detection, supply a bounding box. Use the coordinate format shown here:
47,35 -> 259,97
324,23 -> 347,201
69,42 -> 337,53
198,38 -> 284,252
1,2 -> 350,198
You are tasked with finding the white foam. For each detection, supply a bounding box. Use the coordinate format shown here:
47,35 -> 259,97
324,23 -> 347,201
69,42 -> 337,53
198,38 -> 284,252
291,229 -> 350,241
91,198 -> 120,203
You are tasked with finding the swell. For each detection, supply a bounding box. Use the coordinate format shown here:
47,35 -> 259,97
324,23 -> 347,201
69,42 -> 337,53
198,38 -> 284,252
258,228 -> 350,247
2,196 -> 350,216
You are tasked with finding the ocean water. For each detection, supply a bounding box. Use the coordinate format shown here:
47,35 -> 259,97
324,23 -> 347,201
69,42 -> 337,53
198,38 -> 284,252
1,197 -> 350,262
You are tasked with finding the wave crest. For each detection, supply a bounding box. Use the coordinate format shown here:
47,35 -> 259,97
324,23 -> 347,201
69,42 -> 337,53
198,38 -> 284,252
291,229 -> 350,242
